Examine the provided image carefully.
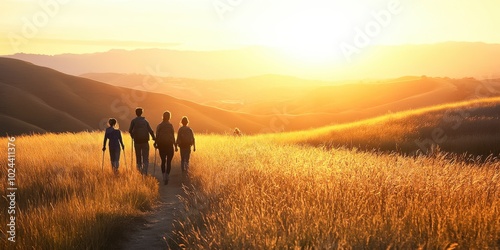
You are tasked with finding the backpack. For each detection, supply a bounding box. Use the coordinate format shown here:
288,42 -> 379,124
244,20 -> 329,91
156,123 -> 174,145
132,118 -> 150,142
177,127 -> 194,147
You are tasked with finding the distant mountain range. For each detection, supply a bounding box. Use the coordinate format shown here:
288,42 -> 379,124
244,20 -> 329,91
2,57 -> 499,136
4,42 -> 500,80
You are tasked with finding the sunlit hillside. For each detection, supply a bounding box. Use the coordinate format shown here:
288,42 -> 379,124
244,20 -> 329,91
0,132 -> 157,249
267,96 -> 500,156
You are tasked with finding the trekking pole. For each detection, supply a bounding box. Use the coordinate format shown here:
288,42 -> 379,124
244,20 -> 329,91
131,139 -> 134,171
122,148 -> 127,170
153,148 -> 157,175
101,149 -> 105,172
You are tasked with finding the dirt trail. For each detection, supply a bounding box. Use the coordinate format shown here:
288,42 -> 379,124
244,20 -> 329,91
121,164 -> 186,250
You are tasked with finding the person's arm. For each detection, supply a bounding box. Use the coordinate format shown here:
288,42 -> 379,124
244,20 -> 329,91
154,124 -> 160,148
174,128 -> 179,151
175,128 -> 179,146
191,129 -> 196,152
147,122 -> 156,141
169,124 -> 177,151
129,119 -> 135,138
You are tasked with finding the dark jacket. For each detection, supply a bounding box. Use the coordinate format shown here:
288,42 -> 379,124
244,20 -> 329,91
103,127 -> 124,149
129,116 -> 155,143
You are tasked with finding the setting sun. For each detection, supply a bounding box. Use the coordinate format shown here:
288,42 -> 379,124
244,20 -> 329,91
252,5 -> 353,63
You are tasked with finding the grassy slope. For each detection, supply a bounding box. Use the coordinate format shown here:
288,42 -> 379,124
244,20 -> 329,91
265,96 -> 500,156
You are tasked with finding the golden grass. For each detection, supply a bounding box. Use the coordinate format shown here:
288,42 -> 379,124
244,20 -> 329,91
265,96 -> 500,156
0,132 -> 158,249
176,134 -> 500,249
2,98 -> 500,250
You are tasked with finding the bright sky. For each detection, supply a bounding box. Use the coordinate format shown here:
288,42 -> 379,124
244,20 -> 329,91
1,0 -> 499,59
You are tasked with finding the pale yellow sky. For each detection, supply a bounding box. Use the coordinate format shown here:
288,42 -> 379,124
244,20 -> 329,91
1,0 -> 499,58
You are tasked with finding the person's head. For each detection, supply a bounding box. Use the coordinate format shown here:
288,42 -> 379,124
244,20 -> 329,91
163,111 -> 171,121
108,118 -> 117,128
181,116 -> 189,126
135,107 -> 143,117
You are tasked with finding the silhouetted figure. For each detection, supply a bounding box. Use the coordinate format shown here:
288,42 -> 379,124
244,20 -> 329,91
176,116 -> 196,173
129,108 -> 156,175
154,111 -> 177,185
233,127 -> 242,136
102,118 -> 125,173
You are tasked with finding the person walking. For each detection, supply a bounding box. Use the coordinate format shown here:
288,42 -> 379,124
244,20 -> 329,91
176,116 -> 196,173
102,118 -> 125,173
129,107 -> 156,175
154,111 -> 177,185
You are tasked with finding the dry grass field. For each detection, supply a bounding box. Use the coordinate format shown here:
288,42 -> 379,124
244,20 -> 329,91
173,98 -> 500,249
1,97 -> 499,249
0,132 -> 158,249
177,135 -> 500,249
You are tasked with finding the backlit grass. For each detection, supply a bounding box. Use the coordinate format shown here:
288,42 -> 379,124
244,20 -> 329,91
0,132 -> 158,249
176,134 -> 500,249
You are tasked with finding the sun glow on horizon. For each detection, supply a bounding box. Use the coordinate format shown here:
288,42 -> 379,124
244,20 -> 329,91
2,0 -> 500,63
250,4 -> 357,64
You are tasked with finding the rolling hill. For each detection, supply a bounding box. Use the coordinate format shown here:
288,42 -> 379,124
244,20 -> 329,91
0,58 -> 264,135
2,57 -> 499,137
79,73 -> 327,111
81,72 -> 500,125
0,58 -> 346,136
272,96 -> 500,156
